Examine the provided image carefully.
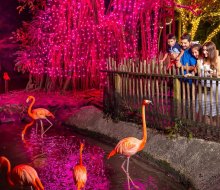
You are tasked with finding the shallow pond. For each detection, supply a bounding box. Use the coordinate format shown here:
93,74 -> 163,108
0,122 -> 187,190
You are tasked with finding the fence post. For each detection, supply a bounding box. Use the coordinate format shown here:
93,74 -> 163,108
173,69 -> 181,119
115,74 -> 121,94
173,76 -> 181,101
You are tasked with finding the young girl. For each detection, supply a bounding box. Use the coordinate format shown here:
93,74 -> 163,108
184,43 -> 203,76
191,44 -> 204,74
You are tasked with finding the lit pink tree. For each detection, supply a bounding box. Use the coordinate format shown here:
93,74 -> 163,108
14,0 -> 175,91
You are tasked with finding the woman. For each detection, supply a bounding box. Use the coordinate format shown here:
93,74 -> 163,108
199,42 -> 220,122
203,41 -> 220,77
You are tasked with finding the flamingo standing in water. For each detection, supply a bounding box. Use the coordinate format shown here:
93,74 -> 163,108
0,156 -> 44,190
73,143 -> 87,190
108,99 -> 152,190
26,96 -> 55,137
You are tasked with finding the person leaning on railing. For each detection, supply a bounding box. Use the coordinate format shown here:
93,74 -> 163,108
175,33 -> 197,94
202,42 -> 220,78
176,33 -> 197,80
190,43 -> 204,75
191,42 -> 220,124
187,43 -> 212,120
202,42 -> 220,118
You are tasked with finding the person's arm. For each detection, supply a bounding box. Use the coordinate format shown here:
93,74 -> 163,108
194,60 -> 201,75
160,53 -> 168,62
182,65 -> 195,71
175,49 -> 184,61
176,60 -> 182,68
181,56 -> 197,71
211,56 -> 220,77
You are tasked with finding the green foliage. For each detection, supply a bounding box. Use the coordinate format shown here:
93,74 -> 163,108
166,118 -> 193,140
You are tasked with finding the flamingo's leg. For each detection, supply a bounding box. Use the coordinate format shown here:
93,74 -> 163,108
40,120 -> 44,138
121,159 -> 127,174
42,118 -> 53,135
36,121 -> 38,134
121,158 -> 130,190
126,157 -> 139,189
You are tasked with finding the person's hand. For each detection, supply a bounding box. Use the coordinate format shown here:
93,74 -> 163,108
176,62 -> 182,68
194,67 -> 197,73
184,73 -> 193,77
175,57 -> 180,61
209,69 -> 214,74
160,60 -> 164,63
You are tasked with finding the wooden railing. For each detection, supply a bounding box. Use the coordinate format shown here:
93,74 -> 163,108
102,58 -> 220,131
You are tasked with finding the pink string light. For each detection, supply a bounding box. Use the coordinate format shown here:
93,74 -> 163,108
15,0 -> 176,89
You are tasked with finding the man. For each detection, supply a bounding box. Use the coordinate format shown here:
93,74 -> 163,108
176,33 -> 197,74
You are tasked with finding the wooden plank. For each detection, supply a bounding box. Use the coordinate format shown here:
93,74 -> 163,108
155,63 -> 159,102
140,60 -> 143,99
159,61 -> 164,114
191,72 -> 196,121
136,60 -> 140,102
151,60 -> 155,99
181,66 -> 186,118
147,63 -> 151,98
216,81 -> 219,126
143,60 -> 147,98
210,80 -> 213,126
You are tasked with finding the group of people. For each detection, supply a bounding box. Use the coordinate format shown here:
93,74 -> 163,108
161,33 -> 220,123
161,33 -> 220,77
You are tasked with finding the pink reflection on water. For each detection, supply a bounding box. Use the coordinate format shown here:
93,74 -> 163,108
123,176 -> 169,190
23,130 -> 109,190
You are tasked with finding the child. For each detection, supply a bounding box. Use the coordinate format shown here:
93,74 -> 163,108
160,34 -> 184,70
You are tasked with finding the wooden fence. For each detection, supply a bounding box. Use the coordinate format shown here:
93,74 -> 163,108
102,58 -> 220,131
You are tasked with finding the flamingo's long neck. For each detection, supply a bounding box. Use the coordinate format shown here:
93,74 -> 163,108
5,159 -> 14,187
79,147 -> 83,165
28,97 -> 35,118
140,103 -> 147,149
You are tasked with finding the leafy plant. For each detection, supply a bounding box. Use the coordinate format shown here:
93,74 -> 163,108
166,118 -> 193,140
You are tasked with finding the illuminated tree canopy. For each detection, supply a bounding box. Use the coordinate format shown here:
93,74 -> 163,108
175,0 -> 220,42
13,0 -> 175,91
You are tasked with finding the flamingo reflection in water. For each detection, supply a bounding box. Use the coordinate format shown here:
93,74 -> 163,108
26,96 -> 55,138
108,99 -> 152,190
0,156 -> 44,190
73,143 -> 87,190
22,119 -> 35,140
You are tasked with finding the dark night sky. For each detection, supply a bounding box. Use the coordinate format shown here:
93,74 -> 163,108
0,0 -> 18,72
0,0 -> 29,92
0,0 -> 23,38
0,0 -> 32,70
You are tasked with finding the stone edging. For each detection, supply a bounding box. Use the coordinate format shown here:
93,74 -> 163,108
65,106 -> 220,190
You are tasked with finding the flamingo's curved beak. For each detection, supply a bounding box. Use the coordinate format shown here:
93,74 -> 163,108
26,98 -> 30,103
143,99 -> 153,105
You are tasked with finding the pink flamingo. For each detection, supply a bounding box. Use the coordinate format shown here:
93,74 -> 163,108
108,99 -> 152,190
73,143 -> 87,190
26,96 -> 55,137
0,156 -> 44,190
